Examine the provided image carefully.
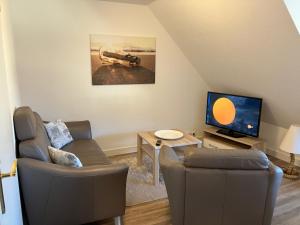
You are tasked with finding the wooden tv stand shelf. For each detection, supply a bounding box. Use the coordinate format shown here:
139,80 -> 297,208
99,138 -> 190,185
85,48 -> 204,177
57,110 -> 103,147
202,126 -> 265,150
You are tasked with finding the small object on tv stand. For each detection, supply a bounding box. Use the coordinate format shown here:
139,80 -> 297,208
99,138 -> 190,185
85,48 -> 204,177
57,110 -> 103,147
156,139 -> 162,147
216,129 -> 246,138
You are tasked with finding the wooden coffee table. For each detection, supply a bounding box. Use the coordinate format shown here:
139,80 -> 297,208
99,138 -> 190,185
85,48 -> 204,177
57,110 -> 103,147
137,131 -> 202,185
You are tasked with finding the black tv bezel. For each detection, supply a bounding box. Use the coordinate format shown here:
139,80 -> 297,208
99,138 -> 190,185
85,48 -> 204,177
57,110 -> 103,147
205,91 -> 263,138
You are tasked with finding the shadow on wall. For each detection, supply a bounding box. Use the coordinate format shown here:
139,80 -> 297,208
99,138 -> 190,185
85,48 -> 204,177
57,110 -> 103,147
261,102 -> 279,127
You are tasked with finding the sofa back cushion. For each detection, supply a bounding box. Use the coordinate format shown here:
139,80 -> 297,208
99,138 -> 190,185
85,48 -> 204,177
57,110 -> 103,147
14,106 -> 37,141
183,148 -> 270,225
14,107 -> 51,162
184,148 -> 269,170
184,167 -> 269,225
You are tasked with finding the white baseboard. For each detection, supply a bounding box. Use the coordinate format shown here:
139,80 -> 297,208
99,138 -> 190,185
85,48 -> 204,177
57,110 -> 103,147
104,146 -> 137,157
265,148 -> 300,167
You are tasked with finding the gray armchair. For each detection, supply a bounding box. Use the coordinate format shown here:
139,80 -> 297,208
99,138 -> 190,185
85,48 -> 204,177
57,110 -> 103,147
14,107 -> 128,225
159,146 -> 283,225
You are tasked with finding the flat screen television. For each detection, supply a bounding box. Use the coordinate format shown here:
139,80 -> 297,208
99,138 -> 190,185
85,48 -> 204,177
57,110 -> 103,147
206,92 -> 263,138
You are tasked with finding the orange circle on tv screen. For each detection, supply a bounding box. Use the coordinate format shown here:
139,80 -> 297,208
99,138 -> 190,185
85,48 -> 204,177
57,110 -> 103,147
213,98 -> 236,125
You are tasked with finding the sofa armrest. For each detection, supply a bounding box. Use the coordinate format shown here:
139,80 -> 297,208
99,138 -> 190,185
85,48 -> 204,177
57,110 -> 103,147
18,158 -> 128,225
65,120 -> 92,140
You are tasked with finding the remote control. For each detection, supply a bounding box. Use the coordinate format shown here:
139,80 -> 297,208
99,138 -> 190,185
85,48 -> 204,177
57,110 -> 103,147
156,139 -> 162,146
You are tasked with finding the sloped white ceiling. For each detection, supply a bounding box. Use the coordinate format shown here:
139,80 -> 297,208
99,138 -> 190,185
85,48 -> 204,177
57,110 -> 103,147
284,0 -> 300,34
150,0 -> 300,128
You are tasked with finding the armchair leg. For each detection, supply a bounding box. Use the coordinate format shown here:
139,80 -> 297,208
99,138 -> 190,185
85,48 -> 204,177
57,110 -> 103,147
114,216 -> 124,225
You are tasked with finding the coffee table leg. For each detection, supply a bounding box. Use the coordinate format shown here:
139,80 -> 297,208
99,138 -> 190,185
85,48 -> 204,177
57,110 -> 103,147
137,135 -> 143,166
153,149 -> 160,186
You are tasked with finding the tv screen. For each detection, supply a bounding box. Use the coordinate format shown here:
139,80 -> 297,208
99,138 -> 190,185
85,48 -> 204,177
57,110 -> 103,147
206,92 -> 262,137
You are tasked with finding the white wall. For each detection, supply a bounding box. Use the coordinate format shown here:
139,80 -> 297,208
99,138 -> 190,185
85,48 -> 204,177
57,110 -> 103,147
8,0 -> 209,151
1,0 -> 20,110
0,0 -> 23,224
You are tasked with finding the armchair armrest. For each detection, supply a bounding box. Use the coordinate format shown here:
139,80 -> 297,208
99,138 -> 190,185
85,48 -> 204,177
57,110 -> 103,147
159,146 -> 185,225
263,162 -> 283,225
65,120 -> 92,140
18,158 -> 128,225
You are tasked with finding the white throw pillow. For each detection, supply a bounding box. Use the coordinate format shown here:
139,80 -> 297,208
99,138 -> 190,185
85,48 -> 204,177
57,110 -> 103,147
48,146 -> 82,168
44,120 -> 73,149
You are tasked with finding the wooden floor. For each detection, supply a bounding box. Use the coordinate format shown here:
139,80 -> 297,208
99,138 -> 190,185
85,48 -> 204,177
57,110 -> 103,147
92,199 -> 171,225
270,157 -> 300,225
88,156 -> 300,225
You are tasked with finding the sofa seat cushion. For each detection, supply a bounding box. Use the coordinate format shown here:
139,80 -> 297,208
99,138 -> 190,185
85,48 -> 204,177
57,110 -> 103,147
62,140 -> 111,166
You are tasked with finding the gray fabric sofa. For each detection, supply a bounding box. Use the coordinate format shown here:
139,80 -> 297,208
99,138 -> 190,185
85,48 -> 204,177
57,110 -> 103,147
14,106 -> 128,225
159,146 -> 283,225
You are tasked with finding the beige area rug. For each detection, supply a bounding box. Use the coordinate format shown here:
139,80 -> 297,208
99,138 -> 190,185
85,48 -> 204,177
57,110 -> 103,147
111,153 -> 167,206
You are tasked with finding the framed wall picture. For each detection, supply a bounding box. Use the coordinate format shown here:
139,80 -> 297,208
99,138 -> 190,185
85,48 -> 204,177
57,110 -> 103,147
90,34 -> 156,85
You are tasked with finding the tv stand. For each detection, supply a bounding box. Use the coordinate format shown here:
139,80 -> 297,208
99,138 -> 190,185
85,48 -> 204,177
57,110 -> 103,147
216,129 -> 246,138
202,126 -> 265,150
